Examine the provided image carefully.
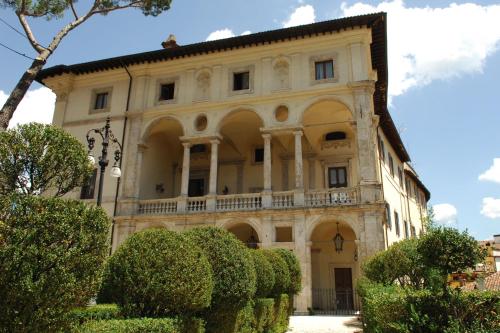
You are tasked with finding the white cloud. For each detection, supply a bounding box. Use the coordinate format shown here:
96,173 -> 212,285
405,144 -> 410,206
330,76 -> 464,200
0,87 -> 55,129
283,5 -> 316,28
481,197 -> 500,219
206,28 -> 235,41
241,30 -> 252,36
479,158 -> 500,184
341,0 -> 500,97
433,203 -> 458,225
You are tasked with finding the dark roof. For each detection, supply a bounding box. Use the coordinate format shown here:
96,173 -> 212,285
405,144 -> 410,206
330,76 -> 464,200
36,12 -> 410,162
404,169 -> 431,201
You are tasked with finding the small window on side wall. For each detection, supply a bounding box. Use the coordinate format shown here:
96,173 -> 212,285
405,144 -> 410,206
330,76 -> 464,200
90,88 -> 112,113
159,83 -> 175,101
94,92 -> 108,110
325,131 -> 346,141
254,147 -> 264,163
315,60 -> 334,80
233,71 -> 250,91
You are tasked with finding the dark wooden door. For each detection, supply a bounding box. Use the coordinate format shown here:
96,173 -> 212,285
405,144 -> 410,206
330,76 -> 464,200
334,268 -> 353,310
188,178 -> 205,197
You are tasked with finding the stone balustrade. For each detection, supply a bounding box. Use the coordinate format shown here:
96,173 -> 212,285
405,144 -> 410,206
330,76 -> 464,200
135,187 -> 358,215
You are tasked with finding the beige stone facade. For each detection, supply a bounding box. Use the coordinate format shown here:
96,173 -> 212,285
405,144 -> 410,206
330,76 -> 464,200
39,13 -> 429,314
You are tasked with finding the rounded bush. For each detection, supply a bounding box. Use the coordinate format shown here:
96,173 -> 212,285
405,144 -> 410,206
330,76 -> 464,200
184,227 -> 256,306
0,194 -> 110,332
262,249 -> 291,297
105,229 -> 213,318
273,248 -> 302,294
249,249 -> 276,298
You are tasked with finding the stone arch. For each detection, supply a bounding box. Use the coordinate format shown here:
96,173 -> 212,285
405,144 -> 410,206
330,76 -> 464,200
298,95 -> 355,123
141,115 -> 185,143
216,218 -> 262,245
134,221 -> 171,233
306,214 -> 359,241
215,106 -> 265,133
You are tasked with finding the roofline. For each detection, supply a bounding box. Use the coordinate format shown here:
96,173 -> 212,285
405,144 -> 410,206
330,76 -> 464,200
36,12 -> 410,163
404,169 -> 431,202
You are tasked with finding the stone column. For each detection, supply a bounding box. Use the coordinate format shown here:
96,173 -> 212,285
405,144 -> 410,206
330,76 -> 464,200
208,139 -> 220,195
262,133 -> 272,208
206,139 -> 220,211
294,214 -> 310,313
293,130 -> 304,206
180,142 -> 192,196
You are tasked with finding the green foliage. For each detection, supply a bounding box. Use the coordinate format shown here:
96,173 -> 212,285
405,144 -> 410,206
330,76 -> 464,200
103,229 -> 213,318
249,249 -> 276,298
69,304 -> 121,325
262,249 -> 291,297
0,123 -> 92,197
358,279 -> 500,333
273,248 -> 302,295
418,227 -> 486,278
184,226 -> 256,307
269,294 -> 291,333
1,1 -> 172,18
73,317 -> 204,333
0,194 -> 110,333
252,299 -> 274,333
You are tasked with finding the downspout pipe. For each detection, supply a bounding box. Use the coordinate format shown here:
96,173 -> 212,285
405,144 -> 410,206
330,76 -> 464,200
110,63 -> 132,253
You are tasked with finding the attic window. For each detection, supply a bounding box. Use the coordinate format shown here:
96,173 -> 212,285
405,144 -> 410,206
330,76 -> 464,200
325,131 -> 346,141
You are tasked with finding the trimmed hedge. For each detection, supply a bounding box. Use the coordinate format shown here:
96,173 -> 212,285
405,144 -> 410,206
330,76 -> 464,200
184,227 -> 256,307
250,249 -> 276,298
69,304 -> 121,325
103,229 -> 213,318
273,248 -> 302,295
73,317 -> 204,333
358,279 -> 500,333
252,298 -> 274,333
0,195 -> 110,333
262,249 -> 291,297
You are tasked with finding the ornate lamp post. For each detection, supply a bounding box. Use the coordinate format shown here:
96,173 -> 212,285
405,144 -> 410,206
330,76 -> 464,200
86,117 -> 122,206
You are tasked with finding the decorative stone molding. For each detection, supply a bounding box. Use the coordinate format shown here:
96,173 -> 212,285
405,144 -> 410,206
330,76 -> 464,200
321,139 -> 351,150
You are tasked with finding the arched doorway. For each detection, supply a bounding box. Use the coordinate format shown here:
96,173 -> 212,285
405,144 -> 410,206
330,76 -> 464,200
139,117 -> 184,199
310,220 -> 360,314
227,222 -> 261,249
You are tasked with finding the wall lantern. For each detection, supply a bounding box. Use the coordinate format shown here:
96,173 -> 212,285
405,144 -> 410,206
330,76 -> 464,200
333,222 -> 344,253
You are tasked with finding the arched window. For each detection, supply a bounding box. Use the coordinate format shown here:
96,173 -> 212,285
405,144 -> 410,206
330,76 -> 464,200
325,131 -> 346,141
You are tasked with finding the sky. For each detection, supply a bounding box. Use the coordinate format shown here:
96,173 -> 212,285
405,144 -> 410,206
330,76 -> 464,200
0,0 -> 499,240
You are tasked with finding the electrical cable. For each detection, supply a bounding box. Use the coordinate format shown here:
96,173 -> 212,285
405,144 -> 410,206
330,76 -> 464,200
0,41 -> 35,60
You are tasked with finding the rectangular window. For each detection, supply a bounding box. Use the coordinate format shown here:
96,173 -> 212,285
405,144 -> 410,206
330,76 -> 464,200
233,71 -> 250,90
254,148 -> 264,163
94,92 -> 108,110
315,60 -> 334,80
405,179 -> 411,194
388,154 -> 394,176
275,227 -> 293,242
395,212 -> 400,236
404,220 -> 410,239
386,203 -> 392,229
80,169 -> 97,199
398,168 -> 403,185
378,136 -> 385,162
159,83 -> 175,100
328,167 -> 347,188
190,144 -> 206,154
411,226 -> 416,238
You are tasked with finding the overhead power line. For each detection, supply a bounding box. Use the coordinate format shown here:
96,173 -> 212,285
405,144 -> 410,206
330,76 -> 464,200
0,41 -> 35,60
0,17 -> 28,40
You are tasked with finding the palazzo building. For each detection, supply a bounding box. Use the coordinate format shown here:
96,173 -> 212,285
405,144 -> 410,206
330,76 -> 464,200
37,12 -> 430,314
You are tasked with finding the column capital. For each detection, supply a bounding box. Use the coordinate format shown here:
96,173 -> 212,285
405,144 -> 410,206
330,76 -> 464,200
262,133 -> 272,140
209,139 -> 221,145
182,142 -> 192,148
293,130 -> 303,137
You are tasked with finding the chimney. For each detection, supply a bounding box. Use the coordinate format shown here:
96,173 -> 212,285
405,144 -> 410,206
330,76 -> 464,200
162,34 -> 179,49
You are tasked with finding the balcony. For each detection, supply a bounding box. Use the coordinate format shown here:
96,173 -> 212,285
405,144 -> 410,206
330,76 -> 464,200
137,187 -> 358,216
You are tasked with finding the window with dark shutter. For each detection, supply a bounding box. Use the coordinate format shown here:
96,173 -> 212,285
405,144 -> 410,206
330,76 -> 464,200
233,72 -> 250,90
159,83 -> 175,100
254,148 -> 264,163
94,92 -> 108,109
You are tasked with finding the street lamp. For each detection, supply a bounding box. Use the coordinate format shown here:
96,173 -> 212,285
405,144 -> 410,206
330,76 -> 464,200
86,117 -> 122,206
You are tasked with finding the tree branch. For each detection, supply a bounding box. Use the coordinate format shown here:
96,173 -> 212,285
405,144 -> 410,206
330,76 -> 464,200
16,12 -> 46,53
90,2 -> 143,15
69,1 -> 79,20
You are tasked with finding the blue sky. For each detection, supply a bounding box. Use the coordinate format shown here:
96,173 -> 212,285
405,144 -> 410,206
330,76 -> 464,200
0,0 -> 499,239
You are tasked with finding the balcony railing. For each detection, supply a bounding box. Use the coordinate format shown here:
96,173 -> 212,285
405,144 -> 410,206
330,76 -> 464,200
136,187 -> 358,215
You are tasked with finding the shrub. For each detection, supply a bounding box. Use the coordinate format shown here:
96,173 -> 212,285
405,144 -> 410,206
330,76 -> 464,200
104,229 -> 213,318
273,248 -> 302,295
252,299 -> 274,333
249,249 -> 275,298
73,317 -> 204,333
0,194 -> 110,333
0,122 -> 92,197
269,294 -> 291,333
184,226 -> 256,307
262,249 -> 291,297
69,304 -> 121,325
